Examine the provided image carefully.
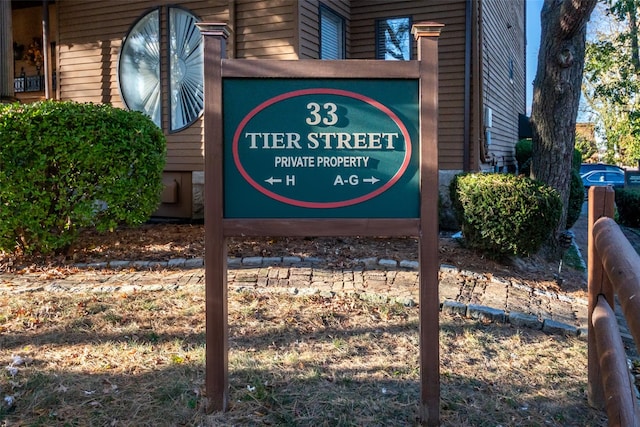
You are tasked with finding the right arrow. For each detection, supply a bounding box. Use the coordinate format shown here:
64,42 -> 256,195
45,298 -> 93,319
363,176 -> 380,184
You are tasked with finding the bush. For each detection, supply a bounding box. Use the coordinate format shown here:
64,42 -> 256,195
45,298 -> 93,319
450,173 -> 562,257
566,169 -> 584,229
615,188 -> 640,227
572,148 -> 582,171
515,139 -> 532,175
515,138 -> 582,229
0,100 -> 166,254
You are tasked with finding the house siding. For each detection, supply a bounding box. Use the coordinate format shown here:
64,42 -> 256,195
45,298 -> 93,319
350,0 -> 468,170
235,0 -> 298,59
479,0 -> 526,170
298,0 -> 350,59
50,0 -> 526,217
57,1 -> 229,172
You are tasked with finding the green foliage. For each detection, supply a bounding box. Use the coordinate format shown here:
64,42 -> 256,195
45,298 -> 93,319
572,148 -> 582,171
583,1 -> 640,166
566,169 -> 584,229
515,138 -> 582,229
515,139 -> 532,175
575,134 -> 598,162
614,188 -> 640,227
450,173 -> 562,257
0,100 -> 166,254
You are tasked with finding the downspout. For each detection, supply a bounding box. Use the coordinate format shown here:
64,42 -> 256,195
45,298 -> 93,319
463,0 -> 472,172
228,0 -> 236,58
0,0 -> 13,98
42,0 -> 51,99
475,0 -> 488,166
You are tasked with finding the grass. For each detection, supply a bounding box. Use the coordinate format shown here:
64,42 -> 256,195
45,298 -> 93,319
0,288 -> 607,426
562,243 -> 586,272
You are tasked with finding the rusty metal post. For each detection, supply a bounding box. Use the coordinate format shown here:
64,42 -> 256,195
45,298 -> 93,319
197,22 -> 230,413
587,185 -> 615,409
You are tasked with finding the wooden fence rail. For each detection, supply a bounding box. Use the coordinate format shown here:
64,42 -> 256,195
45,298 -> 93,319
588,186 -> 640,427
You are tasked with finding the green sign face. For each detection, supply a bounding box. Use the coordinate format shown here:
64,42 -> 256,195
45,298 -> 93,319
223,79 -> 419,218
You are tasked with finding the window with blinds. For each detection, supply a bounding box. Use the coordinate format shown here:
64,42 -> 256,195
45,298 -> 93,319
375,17 -> 412,60
320,5 -> 345,60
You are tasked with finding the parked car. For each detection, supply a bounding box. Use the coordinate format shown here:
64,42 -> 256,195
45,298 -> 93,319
581,170 -> 626,189
580,163 -> 625,176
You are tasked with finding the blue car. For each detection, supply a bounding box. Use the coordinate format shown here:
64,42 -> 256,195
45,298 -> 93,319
580,163 -> 625,176
581,169 -> 626,189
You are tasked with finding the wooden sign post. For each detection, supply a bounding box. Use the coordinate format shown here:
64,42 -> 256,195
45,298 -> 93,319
198,21 -> 443,426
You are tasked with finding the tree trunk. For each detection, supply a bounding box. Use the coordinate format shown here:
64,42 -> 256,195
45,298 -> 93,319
530,0 -> 597,255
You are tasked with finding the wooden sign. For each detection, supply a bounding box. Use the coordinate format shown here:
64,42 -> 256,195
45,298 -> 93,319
198,22 -> 443,427
223,79 -> 419,218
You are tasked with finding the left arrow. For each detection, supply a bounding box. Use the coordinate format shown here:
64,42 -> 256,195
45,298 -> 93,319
265,177 -> 283,185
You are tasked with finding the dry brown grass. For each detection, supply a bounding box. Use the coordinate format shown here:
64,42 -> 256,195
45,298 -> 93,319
0,286 -> 606,426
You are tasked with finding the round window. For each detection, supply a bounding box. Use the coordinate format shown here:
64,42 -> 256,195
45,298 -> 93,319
118,7 -> 203,132
169,7 -> 204,132
118,9 -> 161,127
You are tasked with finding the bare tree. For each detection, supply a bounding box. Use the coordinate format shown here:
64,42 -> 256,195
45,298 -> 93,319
530,0 -> 597,252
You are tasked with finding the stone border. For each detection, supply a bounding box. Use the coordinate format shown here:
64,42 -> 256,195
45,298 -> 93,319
72,255 -> 413,271
56,255 -> 589,340
441,299 -> 582,338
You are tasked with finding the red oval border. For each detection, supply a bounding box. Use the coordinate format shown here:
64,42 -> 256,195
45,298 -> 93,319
232,88 -> 412,209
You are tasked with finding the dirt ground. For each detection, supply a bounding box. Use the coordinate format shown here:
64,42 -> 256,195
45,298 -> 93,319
0,223 -> 588,298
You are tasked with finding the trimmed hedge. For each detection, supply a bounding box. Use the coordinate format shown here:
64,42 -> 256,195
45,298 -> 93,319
615,188 -> 640,227
0,101 -> 166,254
450,173 -> 562,257
515,139 -> 533,175
515,138 -> 583,229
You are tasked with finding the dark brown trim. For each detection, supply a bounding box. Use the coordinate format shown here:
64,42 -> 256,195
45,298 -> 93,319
221,58 -> 420,78
197,22 -> 229,413
415,22 -> 442,427
463,0 -> 471,171
223,219 -> 419,237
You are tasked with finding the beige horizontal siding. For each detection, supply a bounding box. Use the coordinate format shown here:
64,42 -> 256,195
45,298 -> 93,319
235,0 -> 297,59
55,0 -> 525,176
57,0 -> 229,171
351,0 -> 467,170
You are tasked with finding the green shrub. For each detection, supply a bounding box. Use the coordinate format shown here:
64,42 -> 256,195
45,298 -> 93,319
566,169 -> 584,229
615,188 -> 640,227
515,139 -> 582,229
450,173 -> 562,257
515,139 -> 532,175
572,148 -> 582,171
0,100 -> 166,254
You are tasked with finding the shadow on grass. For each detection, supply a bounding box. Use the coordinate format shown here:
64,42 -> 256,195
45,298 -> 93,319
1,292 -> 607,426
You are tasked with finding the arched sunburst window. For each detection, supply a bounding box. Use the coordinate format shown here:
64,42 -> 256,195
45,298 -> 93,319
118,8 -> 161,127
118,7 -> 204,132
169,7 -> 204,132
